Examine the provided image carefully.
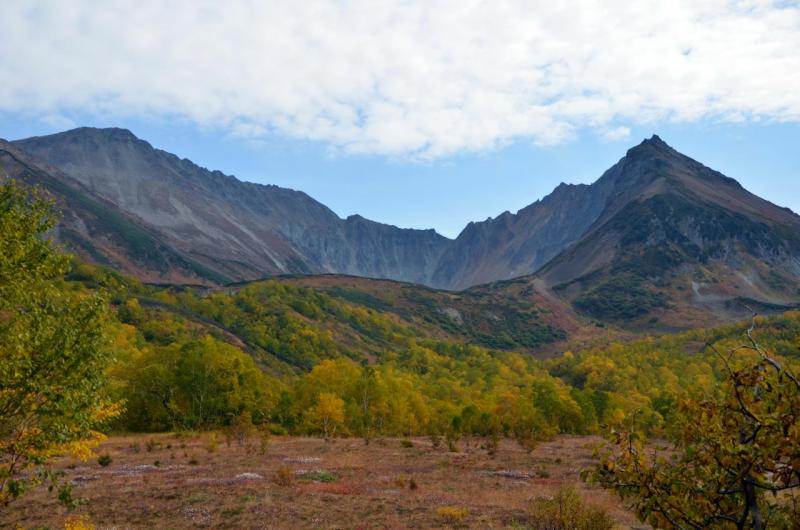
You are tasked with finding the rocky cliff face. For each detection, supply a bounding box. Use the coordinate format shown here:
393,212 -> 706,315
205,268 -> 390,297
13,128 -> 450,284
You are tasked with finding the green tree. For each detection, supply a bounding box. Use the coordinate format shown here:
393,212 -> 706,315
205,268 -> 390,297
119,336 -> 279,431
0,181 -> 119,505
591,318 -> 800,529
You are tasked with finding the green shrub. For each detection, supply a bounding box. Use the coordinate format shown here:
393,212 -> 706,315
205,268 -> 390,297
299,471 -> 336,483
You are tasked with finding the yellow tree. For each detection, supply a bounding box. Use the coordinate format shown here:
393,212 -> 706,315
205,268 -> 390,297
0,181 -> 119,506
312,392 -> 345,440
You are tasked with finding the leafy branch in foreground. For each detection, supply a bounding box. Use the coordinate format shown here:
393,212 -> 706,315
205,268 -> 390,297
589,314 -> 800,529
0,180 -> 120,506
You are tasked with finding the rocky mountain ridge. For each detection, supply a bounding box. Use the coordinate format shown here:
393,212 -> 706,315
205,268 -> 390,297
13,127 -> 449,285
8,127 -> 800,328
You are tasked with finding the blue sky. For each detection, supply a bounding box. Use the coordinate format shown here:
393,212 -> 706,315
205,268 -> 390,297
2,2 -> 799,238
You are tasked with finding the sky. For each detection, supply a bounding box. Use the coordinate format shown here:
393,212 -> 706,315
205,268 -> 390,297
1,1 -> 799,238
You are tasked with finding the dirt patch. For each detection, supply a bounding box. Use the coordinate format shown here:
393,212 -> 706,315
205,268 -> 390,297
2,434 -> 644,529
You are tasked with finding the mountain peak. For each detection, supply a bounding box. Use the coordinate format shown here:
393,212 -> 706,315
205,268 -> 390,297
626,134 -> 673,156
67,126 -> 138,141
17,127 -> 142,147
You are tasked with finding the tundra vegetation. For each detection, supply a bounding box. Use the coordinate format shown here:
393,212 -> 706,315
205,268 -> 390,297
1,180 -> 799,528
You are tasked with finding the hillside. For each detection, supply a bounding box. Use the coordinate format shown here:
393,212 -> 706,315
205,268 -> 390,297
537,136 -> 800,329
73,263 -> 567,378
13,128 -> 450,285
266,274 -> 571,352
0,140 -> 227,284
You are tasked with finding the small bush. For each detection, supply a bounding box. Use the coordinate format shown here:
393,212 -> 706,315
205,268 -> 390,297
145,438 -> 159,452
204,432 -> 219,453
273,466 -> 294,487
188,457 -> 199,465
299,471 -> 337,483
221,507 -> 243,518
409,478 -> 418,490
97,454 -> 112,467
528,485 -> 614,530
536,467 -> 550,478
186,493 -> 209,504
63,514 -> 96,530
153,460 -> 161,467
226,411 -> 256,448
401,439 -> 414,448
446,431 -> 460,452
486,432 -> 500,456
436,506 -> 468,524
258,429 -> 270,455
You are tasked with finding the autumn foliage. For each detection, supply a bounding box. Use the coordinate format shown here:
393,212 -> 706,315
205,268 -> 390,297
0,182 -> 119,505
591,318 -> 800,529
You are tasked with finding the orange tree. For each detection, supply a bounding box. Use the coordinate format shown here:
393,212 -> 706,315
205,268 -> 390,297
0,180 -> 119,506
590,317 -> 800,529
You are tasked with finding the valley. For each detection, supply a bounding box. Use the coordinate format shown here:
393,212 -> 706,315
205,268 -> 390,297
2,130 -> 799,529
4,5 -> 800,528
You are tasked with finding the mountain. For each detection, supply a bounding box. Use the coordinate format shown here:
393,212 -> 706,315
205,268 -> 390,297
0,139 -> 232,283
8,128 -> 800,330
12,127 -> 449,285
528,135 -> 800,328
430,177 -> 621,290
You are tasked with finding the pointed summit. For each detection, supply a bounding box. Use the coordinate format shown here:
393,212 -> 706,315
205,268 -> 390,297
625,134 -> 674,159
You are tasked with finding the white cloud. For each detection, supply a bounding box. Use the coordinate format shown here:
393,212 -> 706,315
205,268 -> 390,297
1,0 -> 799,158
600,126 -> 632,142
39,112 -> 76,130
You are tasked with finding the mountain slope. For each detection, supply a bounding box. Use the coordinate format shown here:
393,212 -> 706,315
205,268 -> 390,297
267,273 -> 570,351
537,136 -> 800,328
428,136 -> 732,290
430,168 -> 627,289
0,139 -> 228,283
13,127 -> 450,285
